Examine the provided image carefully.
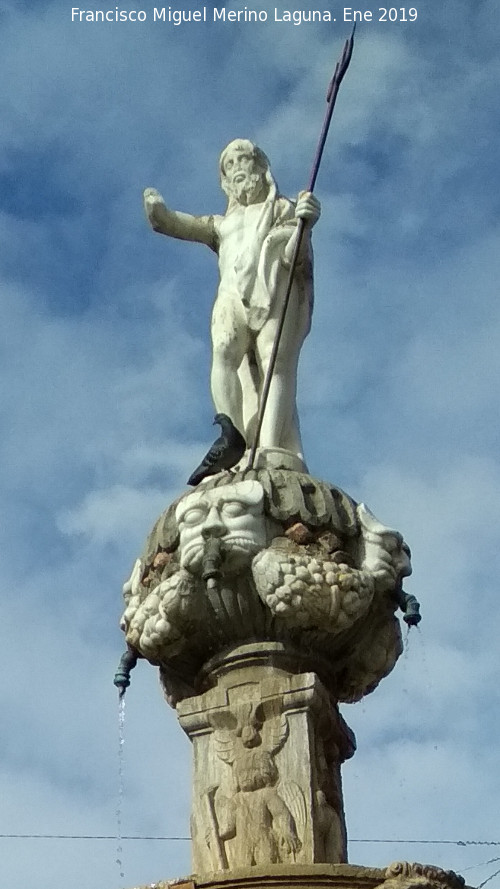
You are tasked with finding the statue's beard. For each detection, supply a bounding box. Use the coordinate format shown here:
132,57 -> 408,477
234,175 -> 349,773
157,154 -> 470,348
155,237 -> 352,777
231,172 -> 265,205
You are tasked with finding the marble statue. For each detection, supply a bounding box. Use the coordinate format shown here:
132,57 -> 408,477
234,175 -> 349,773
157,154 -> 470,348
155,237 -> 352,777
143,138 -> 320,458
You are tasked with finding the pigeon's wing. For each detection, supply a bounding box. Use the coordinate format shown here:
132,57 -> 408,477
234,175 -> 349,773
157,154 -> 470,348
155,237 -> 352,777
187,434 -> 228,485
202,434 -> 227,468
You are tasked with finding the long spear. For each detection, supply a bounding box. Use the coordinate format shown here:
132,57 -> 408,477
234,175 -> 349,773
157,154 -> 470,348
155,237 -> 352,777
247,26 -> 356,470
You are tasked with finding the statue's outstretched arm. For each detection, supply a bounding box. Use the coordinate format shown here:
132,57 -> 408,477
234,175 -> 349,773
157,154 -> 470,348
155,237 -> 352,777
143,187 -> 217,251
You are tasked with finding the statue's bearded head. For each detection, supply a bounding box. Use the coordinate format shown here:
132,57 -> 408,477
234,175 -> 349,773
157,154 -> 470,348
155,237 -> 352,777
219,139 -> 275,206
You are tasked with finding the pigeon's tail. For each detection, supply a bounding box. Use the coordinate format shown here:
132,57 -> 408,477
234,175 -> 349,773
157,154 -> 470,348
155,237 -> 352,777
187,464 -> 207,486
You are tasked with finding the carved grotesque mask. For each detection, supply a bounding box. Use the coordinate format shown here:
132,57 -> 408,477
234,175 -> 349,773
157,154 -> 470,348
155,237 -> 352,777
175,480 -> 269,573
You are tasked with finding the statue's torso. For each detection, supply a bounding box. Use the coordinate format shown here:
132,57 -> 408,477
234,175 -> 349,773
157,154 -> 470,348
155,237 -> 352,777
215,202 -> 270,295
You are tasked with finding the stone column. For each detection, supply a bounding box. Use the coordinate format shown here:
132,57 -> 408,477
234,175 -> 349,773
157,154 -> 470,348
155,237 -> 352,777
177,642 -> 355,874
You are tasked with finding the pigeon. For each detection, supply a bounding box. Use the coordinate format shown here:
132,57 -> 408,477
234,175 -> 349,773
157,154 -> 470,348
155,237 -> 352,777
187,414 -> 246,486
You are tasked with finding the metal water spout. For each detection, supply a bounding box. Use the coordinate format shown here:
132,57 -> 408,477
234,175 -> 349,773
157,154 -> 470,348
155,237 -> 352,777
201,536 -> 223,592
113,645 -> 139,698
397,588 -> 422,627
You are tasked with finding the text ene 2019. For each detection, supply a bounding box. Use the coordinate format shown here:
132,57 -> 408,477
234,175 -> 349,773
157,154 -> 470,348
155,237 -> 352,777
344,8 -> 418,20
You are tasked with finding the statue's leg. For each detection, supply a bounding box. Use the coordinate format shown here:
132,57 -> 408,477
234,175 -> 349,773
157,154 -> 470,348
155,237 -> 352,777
210,293 -> 250,435
283,406 -> 305,460
255,297 -> 307,453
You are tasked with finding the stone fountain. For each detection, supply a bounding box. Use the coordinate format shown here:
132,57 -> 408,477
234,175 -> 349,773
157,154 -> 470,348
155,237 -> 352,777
115,131 -> 465,889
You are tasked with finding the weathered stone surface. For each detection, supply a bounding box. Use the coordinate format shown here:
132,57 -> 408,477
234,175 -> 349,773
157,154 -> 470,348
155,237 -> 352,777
131,468 -> 359,560
132,862 -> 468,889
120,471 -> 411,707
119,461 -> 414,875
178,653 -> 354,871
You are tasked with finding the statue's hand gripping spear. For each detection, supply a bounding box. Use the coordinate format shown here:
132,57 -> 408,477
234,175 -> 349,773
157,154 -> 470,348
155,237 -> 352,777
247,26 -> 356,469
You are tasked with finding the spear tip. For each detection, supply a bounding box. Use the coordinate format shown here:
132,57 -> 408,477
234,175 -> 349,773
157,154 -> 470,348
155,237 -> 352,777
326,25 -> 356,102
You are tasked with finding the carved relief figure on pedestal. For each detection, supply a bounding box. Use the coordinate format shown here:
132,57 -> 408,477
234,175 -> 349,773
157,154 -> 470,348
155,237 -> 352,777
314,736 -> 350,862
144,139 -> 320,457
315,790 -> 344,862
203,701 -> 305,869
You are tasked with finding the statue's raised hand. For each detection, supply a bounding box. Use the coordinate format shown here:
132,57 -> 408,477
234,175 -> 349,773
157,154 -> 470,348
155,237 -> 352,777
295,190 -> 321,228
143,187 -> 169,231
143,186 -> 165,206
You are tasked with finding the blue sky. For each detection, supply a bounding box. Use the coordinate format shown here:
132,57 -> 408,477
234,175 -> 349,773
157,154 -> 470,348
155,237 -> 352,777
1,1 -> 499,887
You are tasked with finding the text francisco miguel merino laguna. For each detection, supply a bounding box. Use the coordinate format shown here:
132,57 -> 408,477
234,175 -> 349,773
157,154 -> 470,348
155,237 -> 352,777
71,7 -> 340,23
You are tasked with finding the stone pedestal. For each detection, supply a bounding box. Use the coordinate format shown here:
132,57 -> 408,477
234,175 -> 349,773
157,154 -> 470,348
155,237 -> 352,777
136,862 -> 469,889
178,643 -> 355,873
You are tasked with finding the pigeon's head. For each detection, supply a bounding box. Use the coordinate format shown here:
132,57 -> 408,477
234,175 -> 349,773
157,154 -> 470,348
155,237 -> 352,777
213,413 -> 233,429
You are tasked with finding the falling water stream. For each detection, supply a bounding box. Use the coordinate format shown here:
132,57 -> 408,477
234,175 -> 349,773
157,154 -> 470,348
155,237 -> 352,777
415,624 -> 431,688
403,622 -> 412,657
402,622 -> 431,692
116,696 -> 126,886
